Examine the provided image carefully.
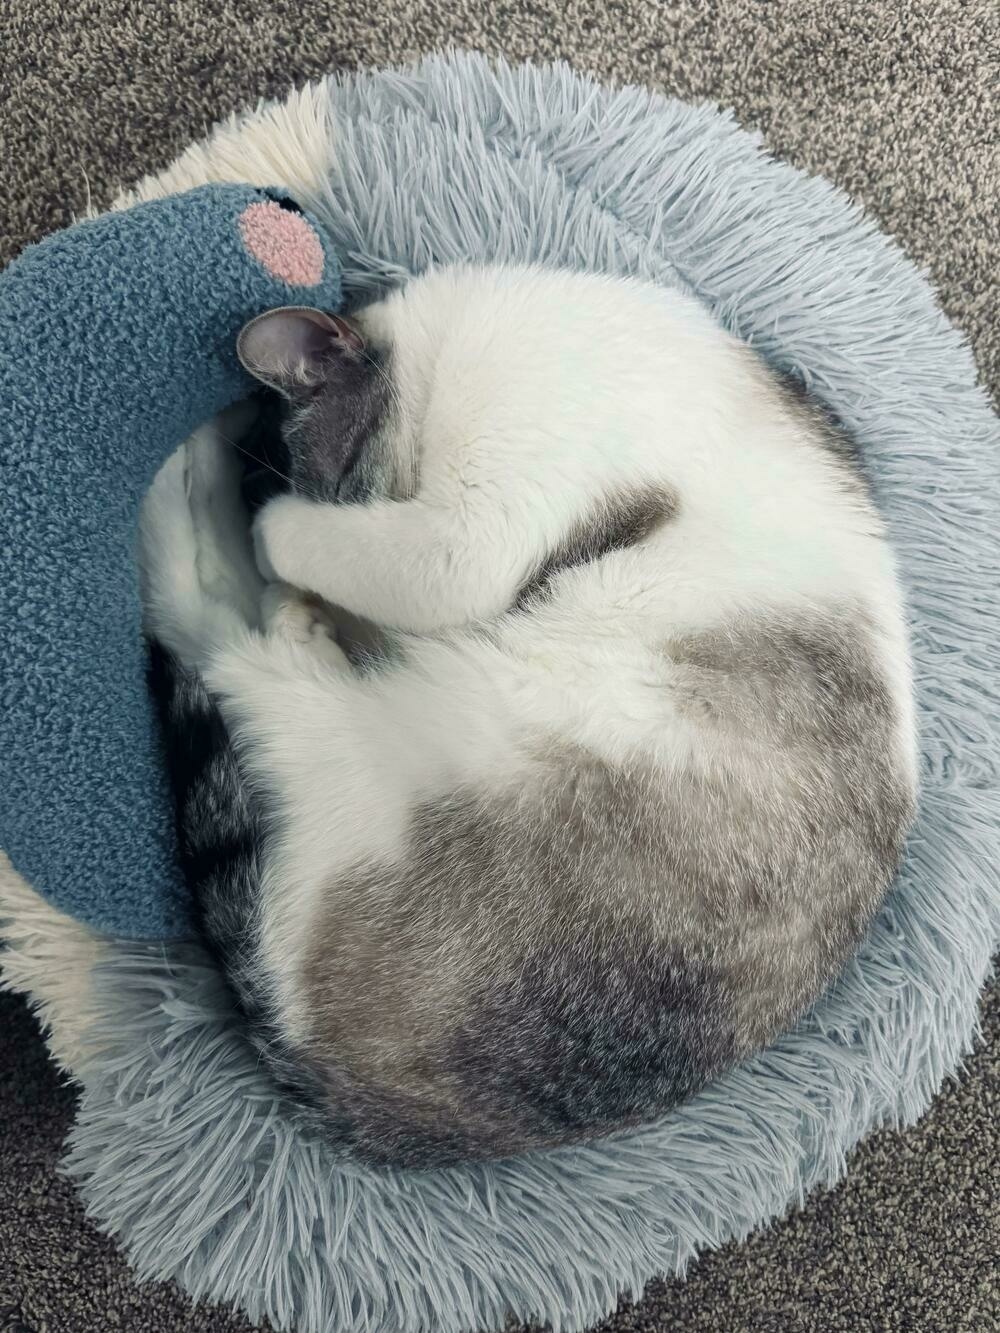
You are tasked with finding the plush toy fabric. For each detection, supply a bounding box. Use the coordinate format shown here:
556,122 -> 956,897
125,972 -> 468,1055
0,185 -> 342,938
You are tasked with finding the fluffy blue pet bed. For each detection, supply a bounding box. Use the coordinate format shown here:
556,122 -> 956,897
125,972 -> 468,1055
3,52 -> 998,1333
0,184 -> 342,937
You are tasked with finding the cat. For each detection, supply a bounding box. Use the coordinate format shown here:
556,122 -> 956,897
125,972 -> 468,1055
139,262 -> 918,1169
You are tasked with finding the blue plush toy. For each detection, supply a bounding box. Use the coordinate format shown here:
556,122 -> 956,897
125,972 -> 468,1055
0,185 -> 343,939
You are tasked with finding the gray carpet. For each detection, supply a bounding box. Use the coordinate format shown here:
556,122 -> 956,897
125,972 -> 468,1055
1,3 -> 997,1330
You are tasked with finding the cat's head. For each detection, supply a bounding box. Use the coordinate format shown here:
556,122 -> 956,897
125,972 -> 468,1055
237,266 -> 678,630
237,266 -> 524,508
236,301 -> 401,505
235,264 -> 621,512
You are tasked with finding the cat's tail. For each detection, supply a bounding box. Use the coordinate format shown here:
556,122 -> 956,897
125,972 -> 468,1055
148,641 -> 343,1127
147,643 -> 267,1018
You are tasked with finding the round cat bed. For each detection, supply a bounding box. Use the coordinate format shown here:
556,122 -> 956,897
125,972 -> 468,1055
2,51 -> 998,1333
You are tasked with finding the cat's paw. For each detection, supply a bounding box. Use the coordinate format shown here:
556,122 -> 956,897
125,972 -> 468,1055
187,410 -> 266,626
139,412 -> 261,669
252,494 -> 318,589
261,583 -> 348,669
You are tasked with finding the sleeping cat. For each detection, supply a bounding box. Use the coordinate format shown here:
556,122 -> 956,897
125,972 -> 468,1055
140,263 -> 917,1168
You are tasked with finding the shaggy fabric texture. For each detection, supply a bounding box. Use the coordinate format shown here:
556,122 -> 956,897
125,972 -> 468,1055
0,186 -> 342,939
1,7 -> 997,1333
5,51 -> 995,1333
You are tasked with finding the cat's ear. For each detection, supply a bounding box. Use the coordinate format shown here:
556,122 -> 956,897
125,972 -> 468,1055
237,307 -> 364,394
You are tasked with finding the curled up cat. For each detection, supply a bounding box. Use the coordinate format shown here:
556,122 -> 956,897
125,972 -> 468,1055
139,263 -> 918,1168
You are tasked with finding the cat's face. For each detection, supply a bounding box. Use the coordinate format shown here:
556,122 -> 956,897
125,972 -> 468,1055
237,301 -> 403,505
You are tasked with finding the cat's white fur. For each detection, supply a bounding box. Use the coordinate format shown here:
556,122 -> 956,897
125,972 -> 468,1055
140,263 -> 917,1049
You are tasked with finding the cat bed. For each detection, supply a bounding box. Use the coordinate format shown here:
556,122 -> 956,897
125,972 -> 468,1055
1,50 -> 998,1333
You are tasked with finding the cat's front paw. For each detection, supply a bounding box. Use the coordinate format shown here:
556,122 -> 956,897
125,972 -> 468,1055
252,494 -> 313,587
261,582 -> 348,669
187,417 -> 265,626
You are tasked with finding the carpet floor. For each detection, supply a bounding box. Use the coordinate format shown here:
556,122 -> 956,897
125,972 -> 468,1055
1,3 -> 997,1330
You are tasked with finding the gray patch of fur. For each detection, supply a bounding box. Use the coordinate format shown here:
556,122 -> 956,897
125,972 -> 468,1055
283,341 -> 397,505
287,606 -> 913,1168
152,648 -> 270,1040
764,358 -> 875,502
514,485 -> 676,610
155,600 -> 911,1168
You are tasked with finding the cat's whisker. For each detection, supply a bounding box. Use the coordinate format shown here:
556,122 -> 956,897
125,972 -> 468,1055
215,430 -> 327,508
359,347 -> 406,421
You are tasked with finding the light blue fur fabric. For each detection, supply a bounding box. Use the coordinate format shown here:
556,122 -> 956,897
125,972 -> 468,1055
45,52 -> 1000,1333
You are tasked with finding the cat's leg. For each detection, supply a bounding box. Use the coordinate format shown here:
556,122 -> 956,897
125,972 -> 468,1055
260,583 -> 351,672
142,411 -> 357,685
254,492 -> 523,633
139,408 -> 265,669
187,403 -> 266,628
197,624 -> 395,1005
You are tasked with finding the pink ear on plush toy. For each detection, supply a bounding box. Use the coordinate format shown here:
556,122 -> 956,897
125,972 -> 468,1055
238,199 -> 325,286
